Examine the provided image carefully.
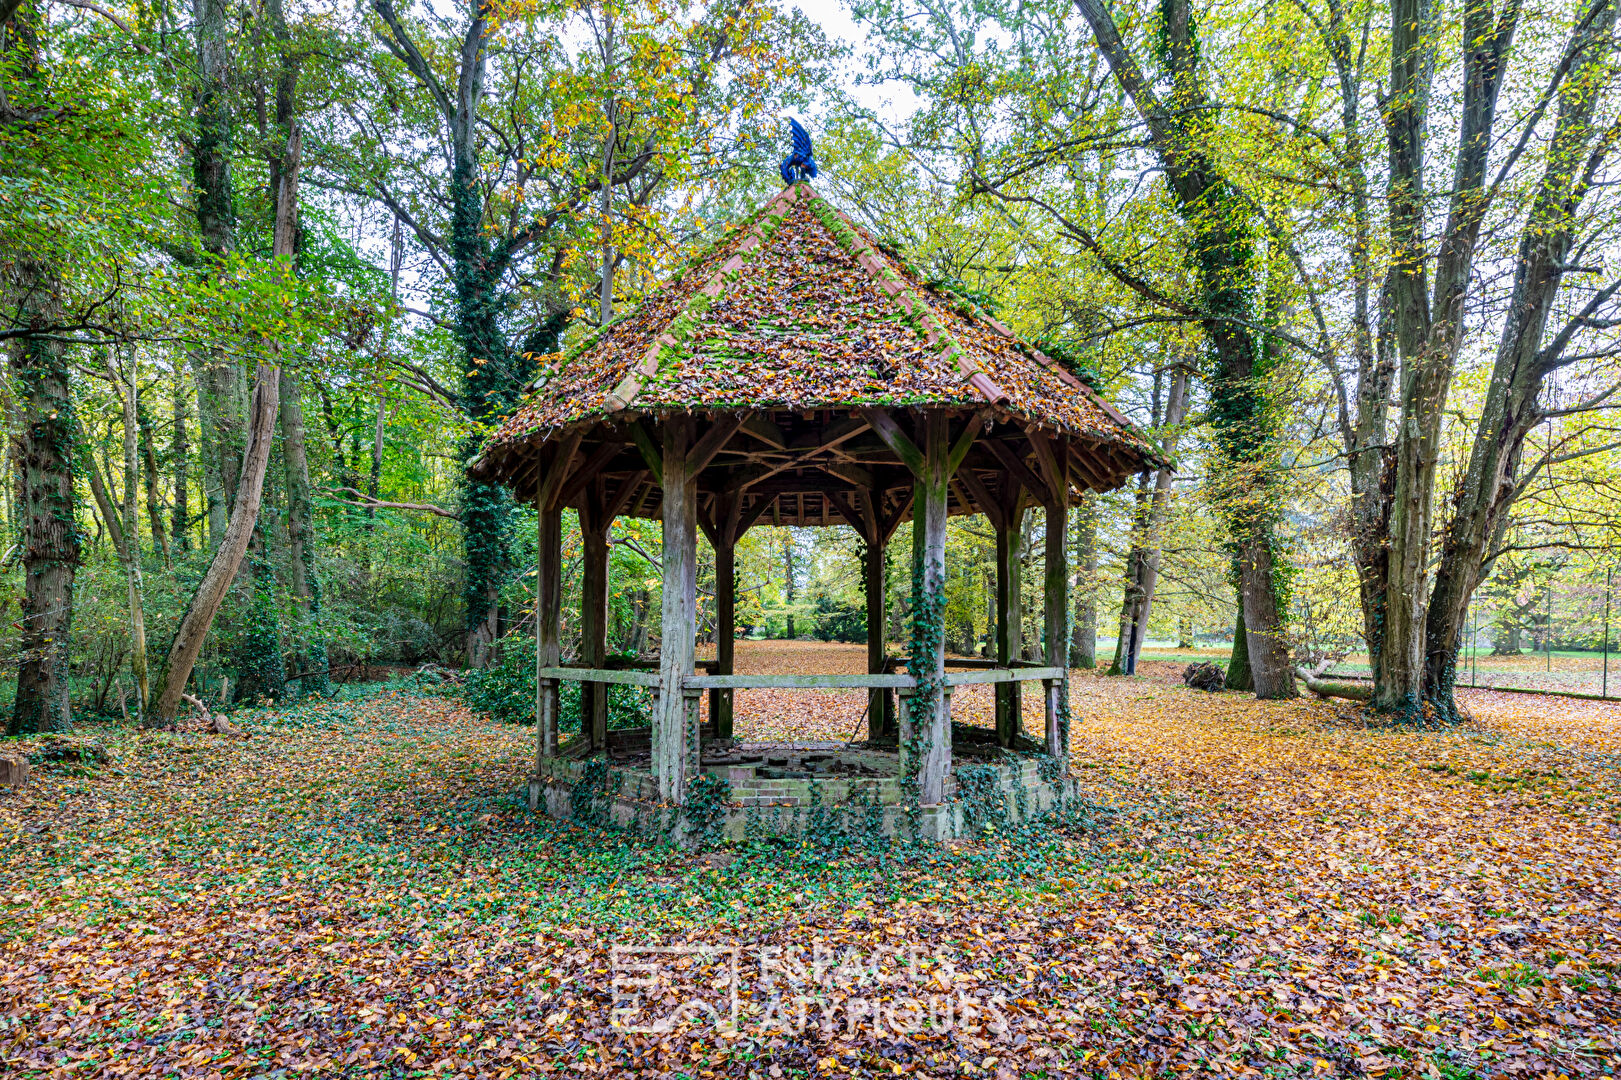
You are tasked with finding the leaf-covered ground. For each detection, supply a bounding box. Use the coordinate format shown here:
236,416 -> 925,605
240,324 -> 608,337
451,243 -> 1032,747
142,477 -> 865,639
3,641 -> 1617,1078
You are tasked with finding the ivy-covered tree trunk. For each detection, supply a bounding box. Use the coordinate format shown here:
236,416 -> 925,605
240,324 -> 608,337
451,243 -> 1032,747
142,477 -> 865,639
1077,0 -> 1297,699
8,256 -> 79,736
372,0 -> 538,667
1224,602 -> 1253,692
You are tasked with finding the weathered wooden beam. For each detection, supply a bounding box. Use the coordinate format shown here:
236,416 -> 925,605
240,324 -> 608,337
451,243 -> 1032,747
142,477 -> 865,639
539,666 -> 660,687
714,517 -> 737,739
628,420 -> 662,476
878,489 -> 914,545
605,470 -> 646,520
820,460 -> 877,491
535,428 -> 584,512
551,440 -> 624,509
656,420 -> 698,804
823,488 -> 867,534
983,438 -> 1048,503
954,467 -> 1003,529
994,504 -> 1025,749
909,411 -> 952,805
861,407 -> 926,476
578,484 -> 611,749
535,503 -> 563,760
688,413 -> 749,474
1028,429 -> 1068,506
736,493 -> 775,537
683,672 -> 914,689
947,412 -> 984,476
945,666 -> 1066,686
1043,457 -> 1070,759
739,414 -> 787,449
729,418 -> 872,493
863,492 -> 889,739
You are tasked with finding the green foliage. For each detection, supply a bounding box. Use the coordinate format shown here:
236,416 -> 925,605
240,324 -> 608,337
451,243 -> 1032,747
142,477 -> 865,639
463,637 -> 651,730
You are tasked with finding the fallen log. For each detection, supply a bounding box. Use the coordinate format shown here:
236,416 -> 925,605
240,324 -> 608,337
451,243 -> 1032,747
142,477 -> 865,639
1295,667 -> 1374,701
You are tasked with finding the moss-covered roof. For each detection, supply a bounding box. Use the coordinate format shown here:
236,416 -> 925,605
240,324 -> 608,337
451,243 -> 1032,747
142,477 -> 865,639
478,182 -> 1152,467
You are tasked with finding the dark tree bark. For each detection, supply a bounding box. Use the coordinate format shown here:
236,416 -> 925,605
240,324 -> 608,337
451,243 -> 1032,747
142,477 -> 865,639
138,404 -> 171,568
782,531 -> 797,639
7,258 -> 79,735
171,369 -> 191,553
6,5 -> 79,735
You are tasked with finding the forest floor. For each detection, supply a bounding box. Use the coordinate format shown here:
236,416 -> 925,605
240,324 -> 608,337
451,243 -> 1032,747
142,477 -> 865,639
2,641 -> 1618,1079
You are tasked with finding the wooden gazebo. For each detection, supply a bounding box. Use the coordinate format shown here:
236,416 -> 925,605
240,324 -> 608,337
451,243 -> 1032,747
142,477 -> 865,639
471,181 -> 1152,828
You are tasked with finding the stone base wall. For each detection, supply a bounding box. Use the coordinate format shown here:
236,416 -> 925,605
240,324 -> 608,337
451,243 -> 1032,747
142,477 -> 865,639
527,738 -> 1076,844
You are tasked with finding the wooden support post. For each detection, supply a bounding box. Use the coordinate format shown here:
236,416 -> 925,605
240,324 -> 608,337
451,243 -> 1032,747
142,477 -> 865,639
864,526 -> 887,741
1043,448 -> 1070,761
994,506 -> 1024,748
715,537 -> 736,739
536,505 -> 562,760
1042,678 -> 1060,757
912,412 -> 951,805
656,421 -> 699,804
579,490 -> 610,750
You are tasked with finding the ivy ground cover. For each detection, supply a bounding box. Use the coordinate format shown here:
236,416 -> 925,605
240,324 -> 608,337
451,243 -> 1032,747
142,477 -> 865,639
2,642 -> 1617,1078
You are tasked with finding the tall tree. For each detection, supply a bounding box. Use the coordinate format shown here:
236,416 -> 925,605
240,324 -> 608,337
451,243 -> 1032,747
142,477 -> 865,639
5,1 -> 81,734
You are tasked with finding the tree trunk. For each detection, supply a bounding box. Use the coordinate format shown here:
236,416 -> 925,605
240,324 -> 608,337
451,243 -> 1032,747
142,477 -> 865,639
171,368 -> 191,553
1076,0 -> 1296,700
111,352 -> 150,719
152,102 -> 300,722
280,368 -> 331,696
782,531 -> 796,639
1070,495 -> 1097,668
1421,0 -> 1618,723
138,404 -> 171,568
154,363 -> 282,722
8,256 -> 79,735
1224,601 -> 1253,692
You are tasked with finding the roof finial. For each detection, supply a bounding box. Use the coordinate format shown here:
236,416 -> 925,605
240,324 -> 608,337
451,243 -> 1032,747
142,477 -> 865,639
779,117 -> 818,186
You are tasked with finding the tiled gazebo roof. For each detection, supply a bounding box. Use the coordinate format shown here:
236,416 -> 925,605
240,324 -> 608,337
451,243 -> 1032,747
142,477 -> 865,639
471,182 -> 1155,524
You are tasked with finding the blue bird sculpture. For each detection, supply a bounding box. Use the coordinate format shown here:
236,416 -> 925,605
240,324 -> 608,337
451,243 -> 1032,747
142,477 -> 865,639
779,117 -> 818,185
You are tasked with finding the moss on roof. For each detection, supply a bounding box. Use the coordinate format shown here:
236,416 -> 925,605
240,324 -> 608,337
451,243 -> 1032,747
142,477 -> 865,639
482,182 -> 1151,460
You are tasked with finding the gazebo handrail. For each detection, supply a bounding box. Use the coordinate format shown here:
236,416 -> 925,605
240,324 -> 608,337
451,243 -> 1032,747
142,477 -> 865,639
538,666 -> 661,687
942,665 -> 1066,686
683,672 -> 916,690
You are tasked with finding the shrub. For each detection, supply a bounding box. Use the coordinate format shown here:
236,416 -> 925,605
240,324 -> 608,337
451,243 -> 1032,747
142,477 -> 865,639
463,638 -> 651,729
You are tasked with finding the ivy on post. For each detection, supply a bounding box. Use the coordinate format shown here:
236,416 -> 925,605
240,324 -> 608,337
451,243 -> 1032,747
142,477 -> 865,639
914,413 -> 952,805
656,418 -> 699,804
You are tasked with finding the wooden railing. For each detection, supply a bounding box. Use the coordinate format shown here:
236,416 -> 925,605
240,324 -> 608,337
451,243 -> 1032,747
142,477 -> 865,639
537,661 -> 1068,759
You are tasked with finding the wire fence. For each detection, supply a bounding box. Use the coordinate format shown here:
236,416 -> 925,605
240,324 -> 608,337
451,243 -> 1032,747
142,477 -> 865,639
1321,566 -> 1620,698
